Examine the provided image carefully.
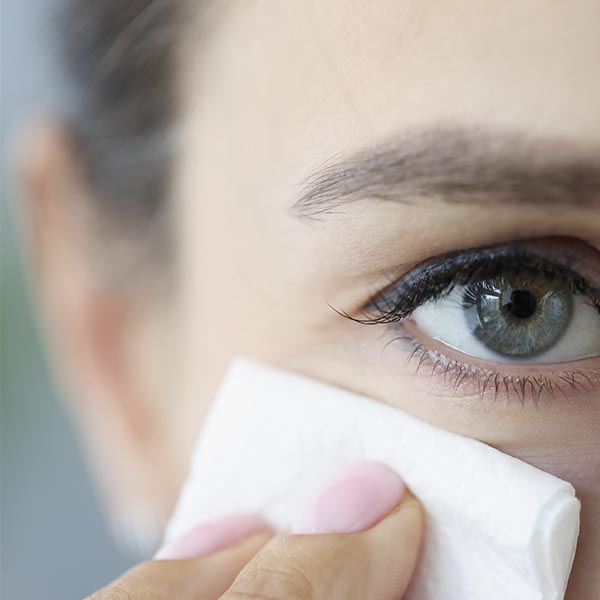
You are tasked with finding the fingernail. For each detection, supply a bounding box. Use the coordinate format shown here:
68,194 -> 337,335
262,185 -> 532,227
291,461 -> 405,535
154,513 -> 268,560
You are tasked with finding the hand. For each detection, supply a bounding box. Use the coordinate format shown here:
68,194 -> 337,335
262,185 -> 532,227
87,461 -> 423,599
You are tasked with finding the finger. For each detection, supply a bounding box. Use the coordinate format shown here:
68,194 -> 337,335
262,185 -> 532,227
155,513 -> 269,560
222,461 -> 423,600
86,516 -> 273,600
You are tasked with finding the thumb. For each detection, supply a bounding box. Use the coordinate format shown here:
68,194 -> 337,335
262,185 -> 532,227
222,461 -> 424,600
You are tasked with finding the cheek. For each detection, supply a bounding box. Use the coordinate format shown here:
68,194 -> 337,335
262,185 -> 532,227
498,438 -> 600,491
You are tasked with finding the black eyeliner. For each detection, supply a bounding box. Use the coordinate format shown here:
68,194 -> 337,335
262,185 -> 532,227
336,244 -> 600,325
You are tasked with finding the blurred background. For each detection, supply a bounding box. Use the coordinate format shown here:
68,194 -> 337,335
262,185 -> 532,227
1,1 -> 134,598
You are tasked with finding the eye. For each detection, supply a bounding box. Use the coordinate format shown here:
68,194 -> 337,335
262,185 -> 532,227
411,271 -> 600,363
335,238 -> 600,402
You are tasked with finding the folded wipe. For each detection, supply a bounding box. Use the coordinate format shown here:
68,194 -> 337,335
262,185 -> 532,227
166,359 -> 580,600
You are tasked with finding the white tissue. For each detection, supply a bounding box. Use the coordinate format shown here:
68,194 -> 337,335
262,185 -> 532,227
166,359 -> 580,600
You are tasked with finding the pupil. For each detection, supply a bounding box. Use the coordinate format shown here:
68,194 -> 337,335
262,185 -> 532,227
504,289 -> 537,319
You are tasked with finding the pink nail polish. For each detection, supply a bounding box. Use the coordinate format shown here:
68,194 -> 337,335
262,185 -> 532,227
291,461 -> 405,535
154,513 -> 268,560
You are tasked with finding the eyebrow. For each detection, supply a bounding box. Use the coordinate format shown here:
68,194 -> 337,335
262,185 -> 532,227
291,126 -> 600,219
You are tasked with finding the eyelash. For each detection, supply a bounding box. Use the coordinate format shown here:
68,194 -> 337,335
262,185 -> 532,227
339,247 -> 600,325
334,246 -> 600,405
390,334 -> 599,406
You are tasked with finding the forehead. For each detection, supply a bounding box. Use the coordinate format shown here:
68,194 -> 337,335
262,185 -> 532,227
183,1 -> 600,150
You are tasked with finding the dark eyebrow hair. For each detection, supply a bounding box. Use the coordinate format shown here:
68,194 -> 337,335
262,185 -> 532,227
291,125 -> 600,219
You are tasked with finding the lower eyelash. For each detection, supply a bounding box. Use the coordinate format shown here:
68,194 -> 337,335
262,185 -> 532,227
386,330 -> 600,408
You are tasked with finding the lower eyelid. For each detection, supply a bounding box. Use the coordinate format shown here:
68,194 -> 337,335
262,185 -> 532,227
383,322 -> 600,407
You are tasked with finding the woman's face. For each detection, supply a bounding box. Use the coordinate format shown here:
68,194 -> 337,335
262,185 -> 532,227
26,1 -> 599,597
169,2 -> 599,595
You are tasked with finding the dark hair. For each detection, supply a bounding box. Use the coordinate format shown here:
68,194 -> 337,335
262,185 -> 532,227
60,0 -> 185,265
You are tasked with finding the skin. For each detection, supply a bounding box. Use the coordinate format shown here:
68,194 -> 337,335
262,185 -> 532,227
21,0 -> 599,597
87,493 -> 423,600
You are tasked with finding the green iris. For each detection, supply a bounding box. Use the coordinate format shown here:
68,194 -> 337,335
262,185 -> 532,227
463,275 -> 573,357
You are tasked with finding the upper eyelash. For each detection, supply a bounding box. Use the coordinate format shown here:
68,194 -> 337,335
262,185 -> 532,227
332,246 -> 600,325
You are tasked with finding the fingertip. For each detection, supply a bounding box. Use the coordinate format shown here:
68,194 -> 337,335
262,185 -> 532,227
154,514 -> 271,560
291,460 -> 406,535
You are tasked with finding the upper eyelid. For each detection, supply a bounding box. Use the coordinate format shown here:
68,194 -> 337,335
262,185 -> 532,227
336,243 -> 600,325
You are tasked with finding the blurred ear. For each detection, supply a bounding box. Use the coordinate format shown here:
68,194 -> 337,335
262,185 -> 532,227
18,121 -> 178,554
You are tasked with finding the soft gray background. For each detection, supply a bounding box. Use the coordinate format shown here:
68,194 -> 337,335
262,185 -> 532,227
1,1 -> 134,598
